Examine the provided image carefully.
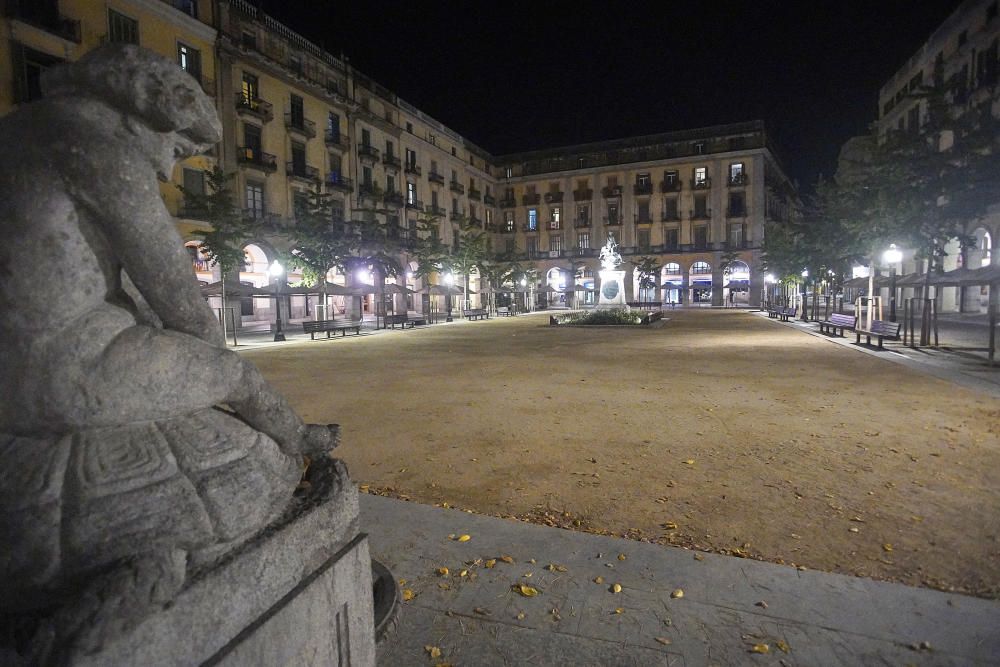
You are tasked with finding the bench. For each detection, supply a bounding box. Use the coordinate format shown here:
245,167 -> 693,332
818,312 -> 856,337
462,308 -> 489,321
385,314 -> 428,329
496,306 -> 515,317
777,306 -> 797,322
302,319 -> 363,339
855,319 -> 901,349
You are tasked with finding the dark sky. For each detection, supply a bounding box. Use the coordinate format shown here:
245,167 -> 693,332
261,0 -> 963,188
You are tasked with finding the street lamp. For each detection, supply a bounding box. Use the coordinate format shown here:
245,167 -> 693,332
800,269 -> 809,321
883,243 -> 902,322
269,260 -> 286,342
444,272 -> 454,322
762,273 -> 775,312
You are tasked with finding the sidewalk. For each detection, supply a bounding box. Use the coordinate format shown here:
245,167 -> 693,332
365,495 -> 1000,666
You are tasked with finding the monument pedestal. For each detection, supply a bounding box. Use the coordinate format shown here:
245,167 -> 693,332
597,270 -> 628,309
73,463 -> 376,667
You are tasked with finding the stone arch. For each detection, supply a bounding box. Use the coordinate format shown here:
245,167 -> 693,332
723,260 -> 751,306
660,262 -> 682,304
183,240 -> 216,284
689,261 -> 713,304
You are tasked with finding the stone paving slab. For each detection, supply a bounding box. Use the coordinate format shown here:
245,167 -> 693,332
364,495 -> 1000,666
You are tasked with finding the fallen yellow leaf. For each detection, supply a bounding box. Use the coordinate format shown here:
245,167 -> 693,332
593,576 -> 604,584
693,554 -> 704,561
683,459 -> 695,465
485,559 -> 496,568
670,589 -> 684,599
424,645 -> 442,658
655,637 -> 672,646
398,578 -> 407,586
514,584 -> 539,597
618,553 -> 627,561
459,569 -> 468,577
500,555 -> 515,564
776,639 -> 790,653
662,521 -> 678,530
402,589 -> 415,601
438,583 -> 450,590
516,611 -> 525,620
750,643 -> 769,654
613,607 -> 624,614
612,583 -> 622,593
882,543 -> 893,552
457,534 -> 471,542
436,567 -> 449,576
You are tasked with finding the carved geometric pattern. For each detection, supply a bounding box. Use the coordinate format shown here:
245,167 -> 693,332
159,409 -> 248,473
0,433 -> 72,511
69,422 -> 178,500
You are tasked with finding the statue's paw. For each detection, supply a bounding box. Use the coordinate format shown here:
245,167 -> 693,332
301,423 -> 340,458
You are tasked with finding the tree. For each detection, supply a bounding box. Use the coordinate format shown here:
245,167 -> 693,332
286,182 -> 347,320
180,165 -> 260,343
341,185 -> 402,321
445,214 -> 489,309
632,255 -> 660,302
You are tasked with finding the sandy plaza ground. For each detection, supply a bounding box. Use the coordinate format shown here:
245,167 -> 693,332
243,308 -> 1000,598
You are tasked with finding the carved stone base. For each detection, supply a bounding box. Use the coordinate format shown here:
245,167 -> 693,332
597,270 -> 628,309
68,464 -> 374,666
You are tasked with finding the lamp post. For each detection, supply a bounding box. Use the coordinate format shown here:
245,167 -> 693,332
883,243 -> 902,322
444,272 -> 454,322
762,273 -> 775,312
269,260 -> 286,342
800,269 -> 809,321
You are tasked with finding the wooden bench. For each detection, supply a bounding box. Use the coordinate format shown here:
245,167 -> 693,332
496,307 -> 515,317
302,319 -> 363,339
462,308 -> 489,321
777,306 -> 797,322
385,314 -> 428,329
818,312 -> 856,337
855,319 -> 901,349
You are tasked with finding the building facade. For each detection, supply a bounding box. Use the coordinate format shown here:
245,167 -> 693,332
3,0 -> 799,324
873,0 -> 999,313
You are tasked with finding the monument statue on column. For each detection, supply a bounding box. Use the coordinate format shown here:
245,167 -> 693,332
597,233 -> 628,309
0,45 -> 377,665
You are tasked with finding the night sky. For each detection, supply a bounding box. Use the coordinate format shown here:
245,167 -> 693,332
261,0 -> 963,189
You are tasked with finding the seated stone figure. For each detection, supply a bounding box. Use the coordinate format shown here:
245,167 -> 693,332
0,44 -> 337,656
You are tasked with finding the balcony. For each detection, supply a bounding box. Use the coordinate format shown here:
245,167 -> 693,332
405,198 -> 424,211
235,94 -> 273,122
522,223 -> 539,232
690,208 -> 711,220
325,174 -> 354,192
604,216 -> 623,226
728,173 -> 749,187
286,162 -> 319,182
469,187 -> 482,200
284,113 -> 316,139
544,191 -> 564,204
483,193 -> 496,206
690,177 -> 712,190
7,3 -> 81,42
634,214 -> 653,225
449,211 -> 464,222
357,144 -> 380,162
633,182 -> 653,196
726,206 -> 748,218
601,185 -> 623,198
499,197 -> 516,208
405,163 -> 422,176
427,204 -> 446,216
660,179 -> 682,193
548,221 -> 562,230
428,171 -> 445,185
574,217 -> 591,228
499,224 -> 516,234
358,182 -> 380,198
447,181 -> 464,195
660,211 -> 681,222
324,130 -> 348,151
384,191 -> 403,207
383,153 -> 402,170
237,146 -> 277,173
573,189 -> 593,201
521,193 -> 541,206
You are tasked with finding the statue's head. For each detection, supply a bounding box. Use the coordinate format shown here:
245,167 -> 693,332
42,44 -> 221,166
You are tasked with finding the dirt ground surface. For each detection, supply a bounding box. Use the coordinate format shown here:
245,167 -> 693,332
244,309 -> 1000,598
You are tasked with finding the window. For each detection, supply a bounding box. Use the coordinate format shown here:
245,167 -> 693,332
728,192 -> 745,216
504,211 -> 515,232
694,194 -> 708,218
637,229 -> 650,250
664,170 -> 678,186
406,181 -> 416,205
362,166 -> 373,187
173,0 -> 198,17
241,72 -> 258,102
386,174 -> 396,193
636,173 -> 650,186
551,206 -> 561,229
452,197 -> 459,213
729,224 -> 745,247
385,139 -> 394,158
505,239 -> 516,254
451,169 -> 458,183
293,191 -> 308,218
693,141 -> 705,155
406,121 -> 413,133
729,162 -> 744,184
550,236 -> 562,253
10,44 -> 61,104
242,123 -> 261,158
663,197 -> 679,221
177,44 -> 201,82
664,228 -> 679,249
405,148 -> 417,168
431,190 -> 439,208
245,182 -> 264,218
290,94 -> 304,127
527,209 -> 538,230
327,112 -> 340,138
505,166 -> 513,179
694,167 -> 708,187
361,128 -> 371,146
693,226 -> 708,248
637,201 -> 650,223
577,204 -> 590,224
428,132 -> 436,146
451,147 -> 457,156
578,233 -> 590,249
607,175 -> 618,187
182,168 -> 205,198
331,200 -> 344,223
526,237 -> 537,255
289,56 -> 302,77
607,201 -> 619,223
291,142 -> 305,175
108,9 -> 138,44
485,209 -> 493,225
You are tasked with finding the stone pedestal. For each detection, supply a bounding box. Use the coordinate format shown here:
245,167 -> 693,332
73,466 -> 375,667
597,270 -> 627,309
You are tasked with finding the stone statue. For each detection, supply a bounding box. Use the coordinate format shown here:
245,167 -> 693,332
599,233 -> 622,271
0,45 -> 337,661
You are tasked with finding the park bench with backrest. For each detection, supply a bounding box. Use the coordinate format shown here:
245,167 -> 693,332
462,308 -> 489,320
855,319 -> 901,349
496,306 -> 515,316
818,312 -> 856,337
777,306 -> 797,322
385,314 -> 428,329
302,319 -> 363,339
